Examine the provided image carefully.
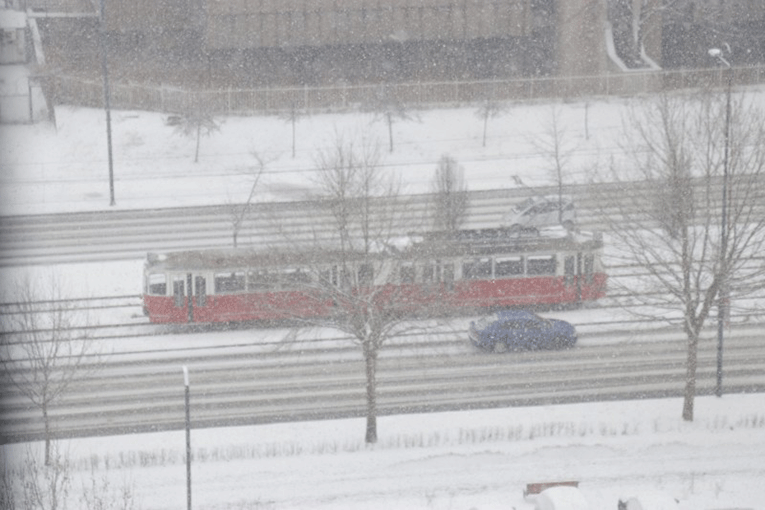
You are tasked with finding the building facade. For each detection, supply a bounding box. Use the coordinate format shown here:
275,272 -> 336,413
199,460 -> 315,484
20,0 -> 765,87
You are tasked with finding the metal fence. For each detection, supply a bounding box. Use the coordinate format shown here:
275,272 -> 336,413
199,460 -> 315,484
51,65 -> 765,116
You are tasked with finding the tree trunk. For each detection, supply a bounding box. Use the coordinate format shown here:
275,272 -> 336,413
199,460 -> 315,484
43,402 -> 51,466
584,102 -> 589,140
682,331 -> 699,421
292,116 -> 296,158
364,342 -> 378,443
482,113 -> 488,147
195,123 -> 201,163
387,112 -> 394,153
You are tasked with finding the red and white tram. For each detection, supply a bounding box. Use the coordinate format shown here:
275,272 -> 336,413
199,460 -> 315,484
142,230 -> 607,324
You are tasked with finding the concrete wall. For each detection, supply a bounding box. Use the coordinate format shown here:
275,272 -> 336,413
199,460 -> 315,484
104,0 -> 201,33
201,0 -> 662,77
203,0 -> 533,50
557,0 -> 665,76
557,0 -> 608,76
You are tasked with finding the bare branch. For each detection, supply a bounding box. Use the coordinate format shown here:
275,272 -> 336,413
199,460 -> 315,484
170,98 -> 221,163
431,155 -> 469,237
1,274 -> 104,465
592,90 -> 765,421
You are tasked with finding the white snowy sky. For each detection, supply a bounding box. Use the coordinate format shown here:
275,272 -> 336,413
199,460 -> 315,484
1,85 -> 765,509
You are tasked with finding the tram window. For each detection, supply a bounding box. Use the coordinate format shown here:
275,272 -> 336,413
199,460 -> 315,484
424,261 -> 452,285
318,266 -> 336,287
584,254 -> 595,283
564,256 -> 576,286
463,258 -> 492,280
247,270 -> 271,291
527,255 -> 556,275
215,271 -> 245,293
358,264 -> 374,286
148,273 -> 167,295
441,262 -> 455,290
195,276 -> 206,307
422,263 -> 434,283
172,276 -> 185,307
282,268 -> 312,288
400,264 -> 416,284
326,266 -> 352,289
322,266 -> 350,288
495,257 -> 523,277
422,262 -> 439,283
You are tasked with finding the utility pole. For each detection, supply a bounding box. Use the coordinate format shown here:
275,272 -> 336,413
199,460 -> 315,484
183,366 -> 192,510
99,0 -> 115,206
708,46 -> 732,398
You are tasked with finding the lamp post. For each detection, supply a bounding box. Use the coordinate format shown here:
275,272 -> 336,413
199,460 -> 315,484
708,47 -> 732,398
99,0 -> 115,206
183,366 -> 192,510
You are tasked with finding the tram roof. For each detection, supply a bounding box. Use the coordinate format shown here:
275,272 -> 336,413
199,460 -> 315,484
145,229 -> 603,271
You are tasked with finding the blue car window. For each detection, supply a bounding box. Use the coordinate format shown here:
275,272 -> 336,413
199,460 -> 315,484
500,320 -> 519,330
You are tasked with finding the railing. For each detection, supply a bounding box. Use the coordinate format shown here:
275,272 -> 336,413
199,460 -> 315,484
50,65 -> 765,116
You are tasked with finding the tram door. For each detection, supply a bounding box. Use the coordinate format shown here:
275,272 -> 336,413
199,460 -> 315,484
193,275 -> 207,322
175,273 -> 207,322
563,254 -> 583,304
184,273 -> 207,323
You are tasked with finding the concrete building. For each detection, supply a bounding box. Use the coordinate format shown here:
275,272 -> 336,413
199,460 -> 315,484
1,8 -> 49,123
1,7 -> 27,64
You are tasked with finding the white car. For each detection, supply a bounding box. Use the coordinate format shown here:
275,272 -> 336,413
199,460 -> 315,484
501,195 -> 576,232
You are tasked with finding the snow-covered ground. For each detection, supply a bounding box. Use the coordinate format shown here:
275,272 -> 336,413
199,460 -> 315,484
0,92 -> 654,215
2,86 -> 765,509
3,395 -> 764,509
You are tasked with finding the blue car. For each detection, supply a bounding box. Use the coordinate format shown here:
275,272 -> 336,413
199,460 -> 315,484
469,310 -> 577,352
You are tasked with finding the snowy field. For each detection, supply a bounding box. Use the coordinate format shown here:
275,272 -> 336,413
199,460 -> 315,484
1,100 -> 616,215
2,85 -> 765,509
11,88 -> 765,216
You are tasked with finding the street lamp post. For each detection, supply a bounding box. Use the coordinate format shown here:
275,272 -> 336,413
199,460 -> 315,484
99,0 -> 115,206
708,47 -> 732,398
183,366 -> 192,510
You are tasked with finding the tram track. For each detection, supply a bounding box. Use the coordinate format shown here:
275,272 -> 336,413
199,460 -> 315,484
1,287 -> 762,348
3,176 -> 763,267
1,176 -> 764,443
1,322 -> 763,443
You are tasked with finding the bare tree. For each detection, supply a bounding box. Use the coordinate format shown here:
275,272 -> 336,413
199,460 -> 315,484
0,445 -> 71,510
595,91 -> 765,421
0,275 -> 101,465
1,445 -> 139,510
311,137 -> 401,443
583,101 -> 590,141
265,136 -> 442,443
80,468 -> 141,510
475,98 -> 506,148
367,84 -> 415,153
279,102 -> 304,158
170,99 -> 221,163
532,106 -> 576,225
431,155 -> 469,238
0,457 -> 16,510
